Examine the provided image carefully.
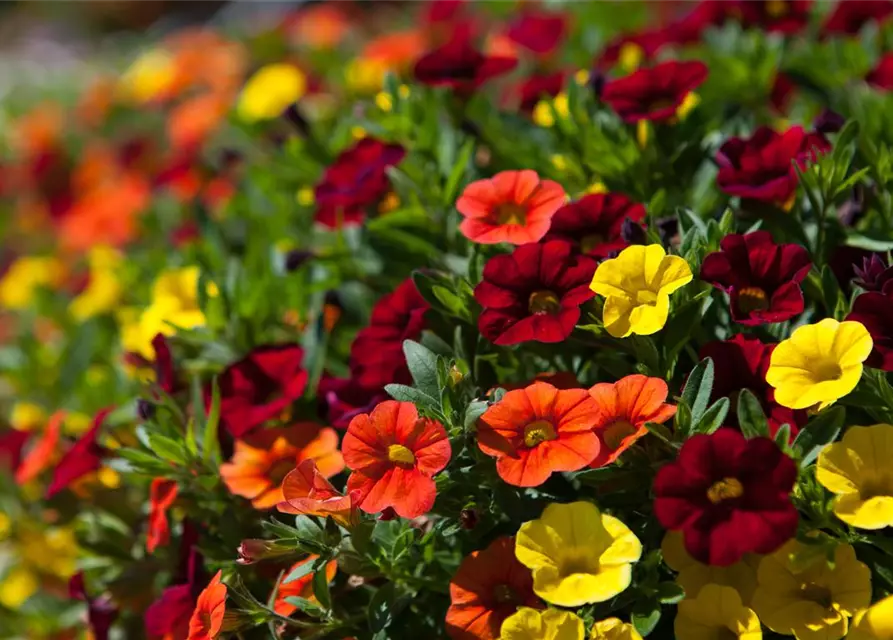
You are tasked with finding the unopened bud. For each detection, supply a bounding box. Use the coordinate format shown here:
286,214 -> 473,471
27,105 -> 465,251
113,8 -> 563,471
588,69 -> 606,98
620,217 -> 647,245
236,539 -> 280,565
284,249 -> 314,272
449,365 -> 464,387
136,399 -> 155,421
812,108 -> 845,135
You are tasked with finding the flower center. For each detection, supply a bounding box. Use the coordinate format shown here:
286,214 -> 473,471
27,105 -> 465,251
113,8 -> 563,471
495,202 -> 527,226
766,0 -> 788,18
492,584 -> 517,604
859,475 -> 893,500
580,233 -> 606,254
387,444 -> 416,467
603,419 -> 636,451
528,290 -> 561,315
634,289 -> 659,306
268,458 -> 296,485
815,361 -> 843,382
737,286 -> 770,314
706,477 -> 744,504
559,550 -> 598,576
523,420 -> 557,448
800,584 -> 833,609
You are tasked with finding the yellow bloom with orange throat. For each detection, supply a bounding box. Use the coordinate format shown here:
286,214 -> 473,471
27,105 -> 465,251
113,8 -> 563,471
238,63 -> 307,122
589,244 -> 693,338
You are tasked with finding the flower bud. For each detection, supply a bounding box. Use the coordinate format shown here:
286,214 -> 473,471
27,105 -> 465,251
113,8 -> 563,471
284,249 -> 314,272
236,539 -> 279,565
136,399 -> 155,421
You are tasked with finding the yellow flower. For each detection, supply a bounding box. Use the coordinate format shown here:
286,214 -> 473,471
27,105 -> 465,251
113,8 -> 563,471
119,49 -> 177,103
515,501 -> 642,607
677,92 -> 701,120
238,63 -> 307,122
0,565 -> 39,609
346,58 -> 389,94
619,43 -> 644,72
11,402 -> 45,432
0,256 -> 64,310
296,187 -> 315,206
816,424 -> 893,530
586,182 -> 608,195
766,319 -> 872,410
589,244 -> 693,338
375,91 -> 394,112
661,532 -> 759,605
533,93 -> 570,128
500,607 -> 584,640
675,584 -> 762,640
751,539 -> 871,640
69,246 -> 123,321
850,594 -> 893,640
590,618 -> 642,640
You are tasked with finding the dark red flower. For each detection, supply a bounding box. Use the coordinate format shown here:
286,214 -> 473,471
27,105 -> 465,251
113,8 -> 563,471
516,71 -> 566,113
770,73 -> 796,114
733,0 -> 811,34
46,407 -> 112,498
653,428 -> 798,566
209,345 -> 308,438
829,246 -> 877,291
847,290 -> 893,371
425,0 -> 465,24
544,192 -> 647,259
414,37 -> 517,93
145,534 -> 205,639
601,60 -> 708,123
0,430 -> 28,473
314,138 -> 405,228
822,0 -> 893,35
474,240 -> 596,345
319,375 -> 389,430
700,231 -> 812,325
868,53 -> 893,90
715,126 -> 831,206
152,333 -> 178,394
505,11 -> 566,55
853,254 -> 893,293
70,573 -> 118,640
597,29 -> 672,71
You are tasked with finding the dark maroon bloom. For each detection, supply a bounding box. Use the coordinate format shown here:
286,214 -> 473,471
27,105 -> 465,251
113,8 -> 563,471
733,0 -> 812,34
715,126 -> 831,206
505,11 -> 567,55
516,71 -> 566,113
853,254 -> 893,293
314,138 -> 405,228
653,428 -> 798,566
769,73 -> 796,114
474,240 -> 596,345
70,573 -> 118,640
210,344 -> 308,438
823,0 -> 893,36
700,231 -> 812,325
812,108 -> 846,134
46,407 -> 112,498
601,60 -> 708,123
414,37 -> 517,93
319,374 -> 389,429
0,430 -> 28,473
847,290 -> 893,371
829,246 -> 877,291
868,53 -> 893,90
597,29 -> 672,71
145,530 -> 205,638
152,333 -> 178,395
424,0 -> 465,24
544,193 -> 647,259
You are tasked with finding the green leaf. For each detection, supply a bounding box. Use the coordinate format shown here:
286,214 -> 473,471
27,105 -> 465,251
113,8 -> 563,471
147,434 -> 188,466
692,397 -> 729,435
631,600 -> 661,636
656,582 -> 686,604
311,567 -> 332,611
282,596 -> 326,618
384,384 -> 440,411
283,560 -> 316,584
443,140 -> 475,206
368,582 -> 398,632
463,400 -> 489,431
737,389 -> 769,439
774,423 -> 792,448
203,377 -> 221,463
403,340 -> 439,397
681,358 -> 715,424
793,406 -> 845,466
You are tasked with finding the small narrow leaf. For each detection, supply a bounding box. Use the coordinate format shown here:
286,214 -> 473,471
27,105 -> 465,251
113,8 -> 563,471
793,406 -> 845,466
737,389 -> 769,439
681,358 -> 715,424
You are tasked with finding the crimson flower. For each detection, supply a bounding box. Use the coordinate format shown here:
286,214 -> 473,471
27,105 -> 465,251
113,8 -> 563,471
544,192 -> 647,259
70,573 -> 118,640
0,430 -> 28,473
46,407 -> 113,498
516,71 -> 565,113
868,53 -> 893,90
474,240 -> 596,345
209,344 -> 308,438
822,0 -> 893,36
414,36 -> 516,93
700,231 -> 812,325
733,0 -> 811,34
653,428 -> 798,566
314,138 -> 405,228
319,374 -> 389,429
847,290 -> 893,371
152,333 -> 178,394
853,254 -> 893,293
505,11 -> 566,55
145,532 -> 205,640
715,126 -> 830,207
601,60 -> 708,123
770,73 -> 796,114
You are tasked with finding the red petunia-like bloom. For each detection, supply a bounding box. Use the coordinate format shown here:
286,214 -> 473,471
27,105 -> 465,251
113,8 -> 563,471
46,407 -> 113,498
516,71 -> 566,113
457,170 -> 567,245
0,429 -> 28,473
601,60 -> 708,123
278,459 -> 360,527
445,536 -> 542,640
867,53 -> 893,90
544,192 -> 647,259
474,240 -> 596,345
716,126 -> 830,207
145,537 -> 204,640
733,0 -> 811,34
477,382 -> 601,487
847,290 -> 893,371
653,428 -> 798,566
342,401 -> 451,519
822,0 -> 893,36
147,478 -> 179,553
209,344 -> 308,438
319,374 -> 390,430
414,36 -> 517,93
187,570 -> 226,640
505,11 -> 566,56
700,231 -> 812,325
314,138 -> 405,228
15,410 -> 65,485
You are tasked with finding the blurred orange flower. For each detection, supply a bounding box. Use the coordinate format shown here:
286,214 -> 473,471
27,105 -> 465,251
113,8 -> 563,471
147,478 -> 179,553
59,175 -> 150,252
15,411 -> 66,485
274,555 -> 338,617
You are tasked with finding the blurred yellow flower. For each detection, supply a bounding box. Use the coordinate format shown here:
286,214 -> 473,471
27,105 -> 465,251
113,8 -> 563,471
11,402 -> 45,432
766,319 -> 872,410
297,187 -> 315,206
533,93 -> 569,128
515,501 -> 641,607
816,424 -> 893,530
590,244 -> 693,338
677,92 -> 701,120
119,49 -> 177,103
346,58 -> 389,94
238,63 -> 307,122
499,607 -> 584,640
675,584 -> 762,640
619,43 -> 643,72
69,246 -> 124,321
0,566 -> 39,609
661,531 -> 759,605
0,524 -> 79,609
375,91 -> 394,112
751,539 -> 871,640
590,618 -> 642,640
850,594 -> 893,640
0,256 -> 64,310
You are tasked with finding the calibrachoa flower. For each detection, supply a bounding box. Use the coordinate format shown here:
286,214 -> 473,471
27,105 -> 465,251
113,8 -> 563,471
766,318 -> 873,410
147,478 -> 178,553
476,382 -> 601,487
413,36 -> 517,93
816,424 -> 893,530
601,60 -> 708,123
589,244 -> 693,338
278,459 -> 359,527
499,608 -> 584,640
653,428 -> 798,566
187,570 -> 226,640
675,584 -> 762,640
587,374 -> 676,467
274,556 -> 337,617
589,618 -> 642,640
515,501 -> 642,607
445,536 -> 541,640
220,424 -> 343,509
0,255 -> 64,310
457,170 -> 567,245
735,0 -> 811,34
868,53 -> 893,90
237,63 -> 306,123
517,71 -> 566,113
822,0 -> 893,36
47,408 -> 113,498
751,539 -> 871,640
700,231 -> 812,325
543,192 -> 647,259
69,246 -> 123,321
847,290 -> 893,371
661,531 -> 759,605
474,240 -> 596,345
850,594 -> 893,640
342,400 -> 450,519
504,11 -> 566,56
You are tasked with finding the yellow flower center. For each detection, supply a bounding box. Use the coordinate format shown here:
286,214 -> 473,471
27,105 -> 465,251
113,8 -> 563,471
580,233 -> 606,254
859,475 -> 893,500
559,550 -> 599,576
766,0 -> 788,18
496,203 -> 527,226
387,444 -> 416,467
523,420 -> 558,448
800,583 -> 833,608
635,289 -> 659,306
737,286 -> 770,314
706,477 -> 744,504
492,584 -> 518,604
603,419 -> 636,451
815,361 -> 843,382
528,290 -> 561,315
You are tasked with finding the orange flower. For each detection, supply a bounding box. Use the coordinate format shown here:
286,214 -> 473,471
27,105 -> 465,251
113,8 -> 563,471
187,570 -> 226,640
342,401 -> 451,519
147,478 -> 179,553
284,5 -> 351,49
278,459 -> 359,527
60,175 -> 150,252
457,170 -> 566,245
167,93 -> 230,152
477,382 -> 601,487
15,411 -> 65,485
221,424 -> 343,510
273,556 -> 338,617
587,374 -> 676,467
